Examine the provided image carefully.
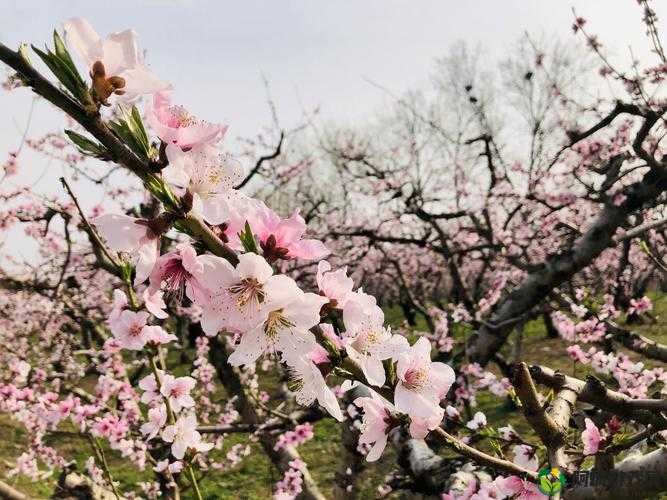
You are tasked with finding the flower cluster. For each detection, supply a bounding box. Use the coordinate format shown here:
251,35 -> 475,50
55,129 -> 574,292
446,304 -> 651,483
5,6 -> 667,498
59,15 -> 459,473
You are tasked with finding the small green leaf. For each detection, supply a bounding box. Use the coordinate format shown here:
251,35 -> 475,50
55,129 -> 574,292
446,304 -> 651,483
130,106 -> 150,144
489,439 -> 503,458
32,43 -> 89,104
142,173 -> 179,209
108,106 -> 154,160
539,476 -> 554,493
238,221 -> 260,254
52,30 -> 83,84
64,129 -> 110,159
384,358 -> 396,385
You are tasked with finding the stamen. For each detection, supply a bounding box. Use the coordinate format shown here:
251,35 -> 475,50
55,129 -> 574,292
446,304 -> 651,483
161,258 -> 191,301
128,323 -> 143,337
403,367 -> 429,391
169,105 -> 198,128
228,278 -> 265,309
263,309 -> 294,339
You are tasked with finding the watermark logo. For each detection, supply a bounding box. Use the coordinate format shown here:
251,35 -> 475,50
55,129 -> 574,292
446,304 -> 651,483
537,467 -> 566,496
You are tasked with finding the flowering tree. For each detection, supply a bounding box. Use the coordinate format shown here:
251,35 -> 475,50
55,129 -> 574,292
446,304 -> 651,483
2,3 -> 667,499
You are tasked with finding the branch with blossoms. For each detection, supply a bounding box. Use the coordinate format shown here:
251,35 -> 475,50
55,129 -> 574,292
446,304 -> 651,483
3,4 -> 667,500
0,18 -> 529,500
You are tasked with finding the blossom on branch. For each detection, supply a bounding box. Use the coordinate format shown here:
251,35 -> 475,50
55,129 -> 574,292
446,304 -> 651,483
161,413 -> 213,460
582,418 -> 602,455
252,204 -> 329,262
353,393 -> 396,462
91,213 -> 159,285
196,252 -> 284,336
163,144 -> 244,225
394,337 -> 454,420
342,291 -> 408,386
147,91 -> 227,149
147,243 -> 210,305
316,260 -> 354,309
63,18 -> 170,101
227,275 -> 327,367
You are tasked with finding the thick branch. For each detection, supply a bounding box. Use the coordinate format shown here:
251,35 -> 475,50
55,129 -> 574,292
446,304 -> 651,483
468,150 -> 667,366
513,363 -> 568,450
607,321 -> 667,362
530,365 -> 667,429
0,480 -> 32,500
567,446 -> 667,500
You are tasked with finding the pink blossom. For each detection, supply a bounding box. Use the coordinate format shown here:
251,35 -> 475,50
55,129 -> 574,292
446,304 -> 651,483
409,412 -> 443,439
63,18 -> 170,99
394,337 -> 455,419
91,213 -> 159,285
196,252 -> 283,336
354,393 -> 396,461
140,404 -> 167,440
9,359 -> 30,385
613,192 -> 627,206
466,411 -> 487,431
342,291 -> 408,386
139,372 -> 163,405
2,151 -> 18,176
451,304 -> 472,323
228,276 -> 327,368
316,261 -> 354,308
496,476 -> 543,500
274,459 -> 305,498
143,325 -> 177,346
470,479 -> 509,500
252,204 -> 329,262
143,288 -> 168,319
628,296 -> 652,315
211,193 -> 264,250
91,414 -> 129,442
512,444 -> 539,471
163,144 -> 244,224
582,418 -> 602,455
160,375 -> 196,413
309,344 -> 331,365
153,460 -> 183,474
445,405 -> 461,420
147,91 -> 227,149
161,413 -> 213,460
110,309 -> 151,350
107,289 -> 128,328
567,344 -> 589,363
498,425 -> 518,441
8,453 -> 40,481
146,244 -> 209,304
274,423 -> 314,450
284,354 -> 343,421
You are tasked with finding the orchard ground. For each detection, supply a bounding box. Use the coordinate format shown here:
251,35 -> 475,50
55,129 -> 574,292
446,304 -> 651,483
3,294 -> 667,500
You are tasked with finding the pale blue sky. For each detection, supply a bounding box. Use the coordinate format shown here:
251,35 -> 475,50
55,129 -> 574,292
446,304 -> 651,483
2,1 -> 663,140
0,1 -> 665,263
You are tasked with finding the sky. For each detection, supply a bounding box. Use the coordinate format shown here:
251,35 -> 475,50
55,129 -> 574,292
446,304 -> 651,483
2,1 -> 665,143
0,0 -> 665,263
